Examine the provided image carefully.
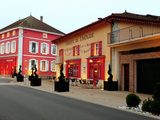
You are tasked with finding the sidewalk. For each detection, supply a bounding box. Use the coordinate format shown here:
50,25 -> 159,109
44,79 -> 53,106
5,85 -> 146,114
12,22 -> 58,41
9,79 -> 152,108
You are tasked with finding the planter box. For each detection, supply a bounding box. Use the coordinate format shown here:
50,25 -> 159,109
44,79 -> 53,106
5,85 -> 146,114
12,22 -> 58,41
16,75 -> 24,82
30,78 -> 41,86
55,81 -> 69,92
104,81 -> 118,91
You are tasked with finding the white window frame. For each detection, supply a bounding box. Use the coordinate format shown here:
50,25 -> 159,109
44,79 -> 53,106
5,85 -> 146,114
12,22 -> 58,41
41,43 -> 49,54
51,44 -> 57,55
29,59 -> 38,71
6,42 -> 10,54
43,33 -> 47,38
11,40 -> 16,53
51,61 -> 56,72
40,60 -> 49,72
1,43 -> 5,54
29,41 -> 38,54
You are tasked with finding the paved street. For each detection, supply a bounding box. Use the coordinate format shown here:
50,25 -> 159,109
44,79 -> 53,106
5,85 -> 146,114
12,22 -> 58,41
0,85 -> 158,120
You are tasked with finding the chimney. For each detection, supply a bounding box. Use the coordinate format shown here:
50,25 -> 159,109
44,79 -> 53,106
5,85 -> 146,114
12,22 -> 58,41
40,16 -> 43,22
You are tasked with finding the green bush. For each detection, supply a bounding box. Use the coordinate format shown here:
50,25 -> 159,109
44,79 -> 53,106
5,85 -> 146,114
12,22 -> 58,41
142,98 -> 153,112
126,93 -> 141,107
153,82 -> 160,101
151,100 -> 160,115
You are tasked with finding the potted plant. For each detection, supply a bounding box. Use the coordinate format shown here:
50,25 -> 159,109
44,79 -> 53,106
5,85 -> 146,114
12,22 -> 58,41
16,65 -> 24,82
29,64 -> 41,86
104,64 -> 118,91
55,64 -> 69,92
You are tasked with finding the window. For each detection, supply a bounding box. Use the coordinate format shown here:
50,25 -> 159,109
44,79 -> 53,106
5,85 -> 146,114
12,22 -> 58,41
90,41 -> 102,56
29,41 -> 38,53
95,43 -> 99,56
11,41 -> 16,53
29,59 -> 38,71
43,33 -> 47,38
51,44 -> 57,55
7,32 -> 10,37
12,31 -> 16,36
73,45 -> 80,56
59,49 -> 64,63
6,42 -> 10,54
1,43 -> 4,54
51,61 -> 56,71
41,43 -> 49,54
2,34 -> 4,39
40,60 -> 49,71
68,64 -> 78,77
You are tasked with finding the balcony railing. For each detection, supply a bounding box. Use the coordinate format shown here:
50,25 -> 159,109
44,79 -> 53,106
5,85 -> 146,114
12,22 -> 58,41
107,24 -> 160,45
55,56 -> 63,64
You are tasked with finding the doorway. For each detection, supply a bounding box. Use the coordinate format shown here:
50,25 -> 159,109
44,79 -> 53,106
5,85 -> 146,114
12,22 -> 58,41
124,64 -> 129,91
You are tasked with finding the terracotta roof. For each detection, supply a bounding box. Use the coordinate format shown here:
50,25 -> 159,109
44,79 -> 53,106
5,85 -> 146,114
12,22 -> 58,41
0,15 -> 65,35
52,12 -> 160,43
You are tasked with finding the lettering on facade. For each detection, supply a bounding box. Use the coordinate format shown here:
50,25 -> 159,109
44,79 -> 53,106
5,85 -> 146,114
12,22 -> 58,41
65,32 -> 94,46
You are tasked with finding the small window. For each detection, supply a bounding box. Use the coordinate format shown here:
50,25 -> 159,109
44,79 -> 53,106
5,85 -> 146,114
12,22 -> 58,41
94,43 -> 99,56
29,41 -> 38,53
2,34 -> 4,39
12,31 -> 16,36
43,33 -> 47,38
51,44 -> 57,55
29,59 -> 38,71
1,43 -> 4,54
41,43 -> 49,54
11,41 -> 16,53
40,60 -> 49,71
73,45 -> 79,56
51,61 -> 56,71
7,32 -> 10,37
6,42 -> 10,54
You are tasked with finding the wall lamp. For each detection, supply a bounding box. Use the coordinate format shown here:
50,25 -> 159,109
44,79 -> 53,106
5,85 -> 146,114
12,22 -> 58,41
98,18 -> 111,24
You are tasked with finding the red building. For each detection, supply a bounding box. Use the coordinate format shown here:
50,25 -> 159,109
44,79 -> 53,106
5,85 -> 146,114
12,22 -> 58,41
0,15 -> 64,77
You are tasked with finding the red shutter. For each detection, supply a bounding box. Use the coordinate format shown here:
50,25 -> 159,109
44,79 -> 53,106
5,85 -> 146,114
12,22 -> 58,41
78,45 -> 80,55
73,46 -> 75,56
62,49 -> 64,63
91,43 -> 94,56
99,41 -> 102,55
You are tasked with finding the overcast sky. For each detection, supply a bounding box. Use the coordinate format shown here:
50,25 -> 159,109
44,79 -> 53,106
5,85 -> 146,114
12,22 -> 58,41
1,0 -> 160,34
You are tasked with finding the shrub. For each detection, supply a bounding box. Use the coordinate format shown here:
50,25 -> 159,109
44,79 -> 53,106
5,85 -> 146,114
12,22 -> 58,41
151,100 -> 160,115
126,93 -> 141,107
153,82 -> 160,101
142,98 -> 153,112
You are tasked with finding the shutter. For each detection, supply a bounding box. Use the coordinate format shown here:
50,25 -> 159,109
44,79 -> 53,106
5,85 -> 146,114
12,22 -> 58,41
36,42 -> 38,53
11,42 -> 13,53
46,61 -> 49,71
73,46 -> 75,56
99,41 -> 102,55
91,43 -> 94,56
0,44 -> 1,54
35,60 -> 38,70
47,44 -> 49,54
51,61 -> 52,71
41,43 -> 43,53
29,59 -> 31,71
40,60 -> 42,71
9,42 -> 10,53
51,44 -> 53,55
78,45 -> 80,55
62,49 -> 64,62
29,41 -> 32,53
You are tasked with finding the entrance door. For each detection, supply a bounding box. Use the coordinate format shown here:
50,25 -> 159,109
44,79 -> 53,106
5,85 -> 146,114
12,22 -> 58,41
93,65 -> 98,87
124,64 -> 129,91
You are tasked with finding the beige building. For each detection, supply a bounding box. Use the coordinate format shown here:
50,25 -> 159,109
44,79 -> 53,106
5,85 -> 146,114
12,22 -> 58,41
53,11 -> 160,93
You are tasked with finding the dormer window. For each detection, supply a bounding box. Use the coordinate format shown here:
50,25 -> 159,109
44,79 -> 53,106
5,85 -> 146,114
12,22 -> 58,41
43,33 -> 47,38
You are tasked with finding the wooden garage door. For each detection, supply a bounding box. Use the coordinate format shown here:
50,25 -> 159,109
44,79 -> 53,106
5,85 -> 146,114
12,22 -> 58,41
137,59 -> 160,94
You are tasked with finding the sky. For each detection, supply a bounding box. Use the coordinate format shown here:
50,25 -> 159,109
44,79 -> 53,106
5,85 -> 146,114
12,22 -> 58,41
1,0 -> 160,34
